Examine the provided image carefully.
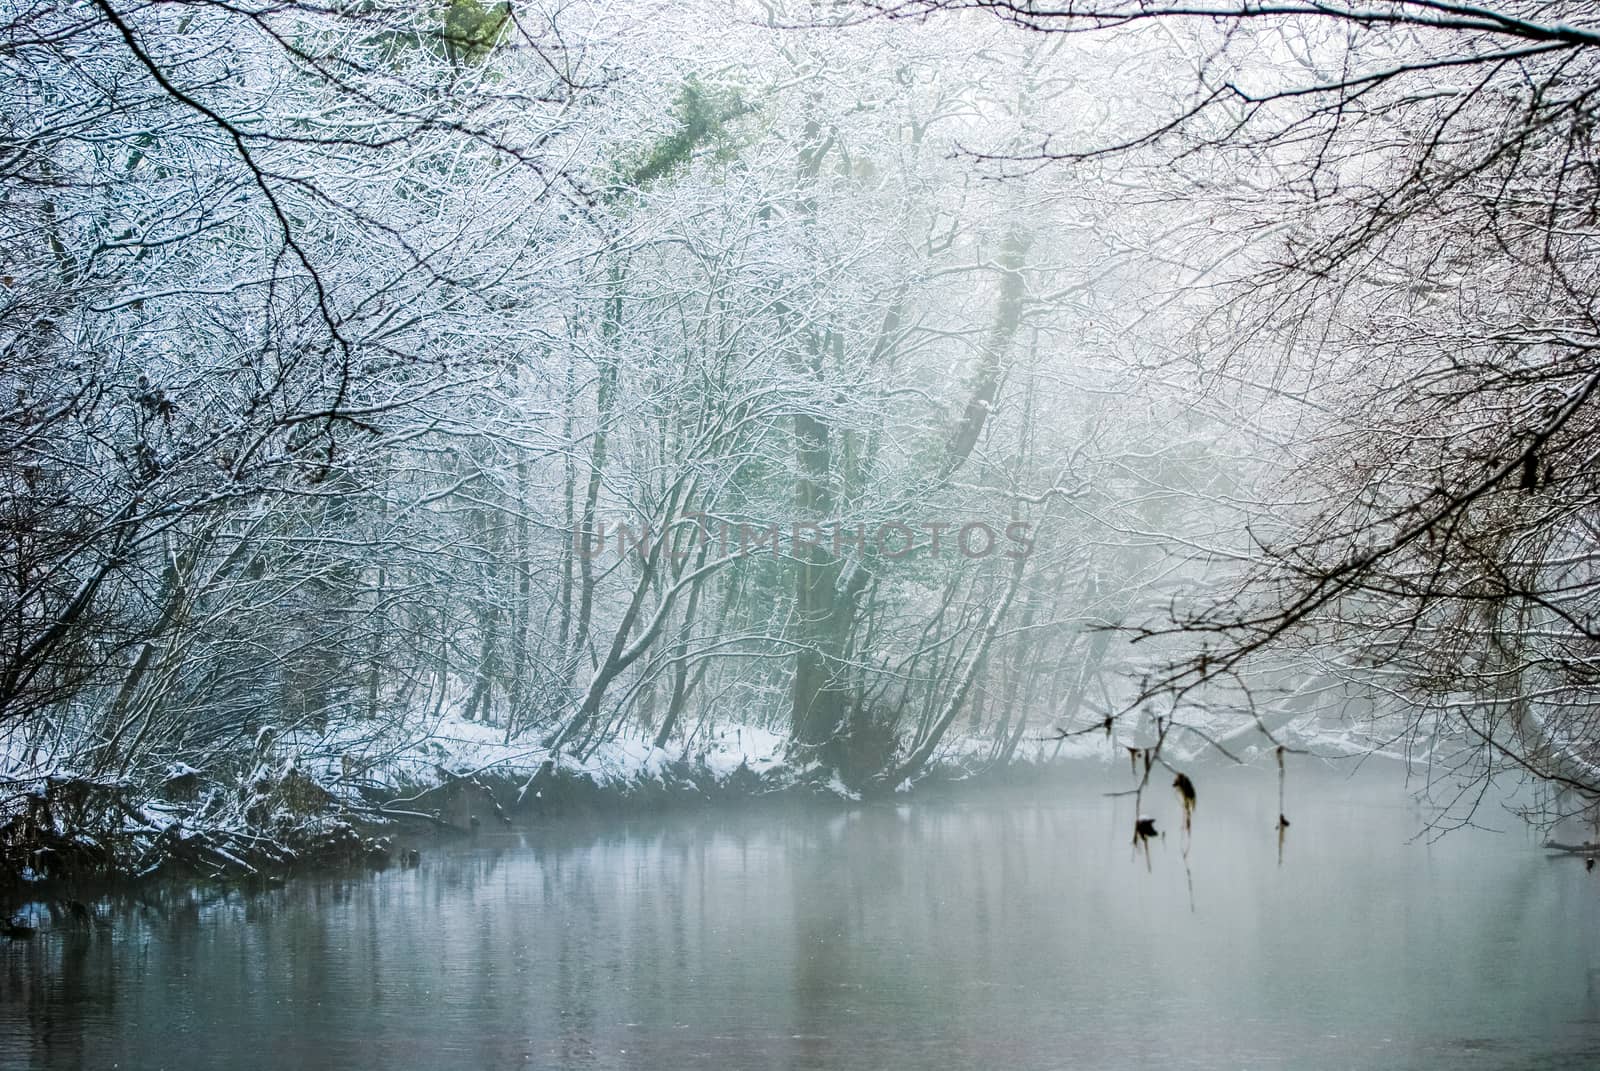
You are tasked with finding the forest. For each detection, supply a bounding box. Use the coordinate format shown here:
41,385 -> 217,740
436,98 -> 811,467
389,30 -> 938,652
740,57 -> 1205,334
3,0 -> 1600,880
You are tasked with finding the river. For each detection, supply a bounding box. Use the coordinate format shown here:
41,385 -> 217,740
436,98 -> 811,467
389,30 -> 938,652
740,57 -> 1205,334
4,761 -> 1599,1069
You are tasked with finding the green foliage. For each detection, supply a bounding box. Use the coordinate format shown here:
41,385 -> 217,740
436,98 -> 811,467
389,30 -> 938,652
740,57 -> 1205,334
439,0 -> 510,65
618,79 -> 751,192
356,0 -> 509,68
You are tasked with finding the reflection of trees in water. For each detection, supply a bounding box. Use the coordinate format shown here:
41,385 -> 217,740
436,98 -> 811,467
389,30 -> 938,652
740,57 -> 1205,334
10,787 -> 1600,1067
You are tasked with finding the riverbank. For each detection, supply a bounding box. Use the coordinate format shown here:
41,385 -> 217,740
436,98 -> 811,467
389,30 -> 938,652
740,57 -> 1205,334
0,713 -> 1117,892
1,705 -> 1401,893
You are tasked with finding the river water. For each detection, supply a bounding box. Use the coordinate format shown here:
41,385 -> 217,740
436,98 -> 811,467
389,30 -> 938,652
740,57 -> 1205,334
3,761 -> 1600,1069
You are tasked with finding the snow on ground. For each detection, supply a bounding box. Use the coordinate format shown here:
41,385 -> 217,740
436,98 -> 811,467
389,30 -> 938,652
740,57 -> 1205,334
266,705 -> 1137,801
277,712 -> 799,794
0,697 -> 1410,805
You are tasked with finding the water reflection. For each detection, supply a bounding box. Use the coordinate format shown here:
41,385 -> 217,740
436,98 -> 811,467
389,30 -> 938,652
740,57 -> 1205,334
4,763 -> 1600,1070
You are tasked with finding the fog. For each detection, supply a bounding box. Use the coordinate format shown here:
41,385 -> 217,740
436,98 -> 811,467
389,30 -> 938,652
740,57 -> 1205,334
3,0 -> 1600,1065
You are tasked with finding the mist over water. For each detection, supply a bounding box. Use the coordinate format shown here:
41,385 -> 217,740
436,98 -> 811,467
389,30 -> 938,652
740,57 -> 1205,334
5,2 -> 1600,1067
5,763 -> 1599,1070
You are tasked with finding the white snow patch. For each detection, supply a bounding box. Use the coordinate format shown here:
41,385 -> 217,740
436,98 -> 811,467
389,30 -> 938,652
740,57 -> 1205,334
824,776 -> 861,801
